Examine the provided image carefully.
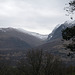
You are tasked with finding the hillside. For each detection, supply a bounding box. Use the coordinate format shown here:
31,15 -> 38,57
37,21 -> 75,65
0,28 -> 45,50
47,21 -> 75,41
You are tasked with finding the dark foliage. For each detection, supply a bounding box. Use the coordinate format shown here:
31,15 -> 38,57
65,0 -> 75,19
69,0 -> 75,12
62,26 -> 75,40
62,26 -> 75,52
0,49 -> 75,75
17,49 -> 74,75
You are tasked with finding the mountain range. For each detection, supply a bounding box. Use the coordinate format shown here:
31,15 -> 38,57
0,20 -> 75,65
38,21 -> 75,65
47,21 -> 75,41
0,28 -> 45,50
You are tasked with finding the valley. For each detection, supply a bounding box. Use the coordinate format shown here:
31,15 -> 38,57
0,21 -> 75,66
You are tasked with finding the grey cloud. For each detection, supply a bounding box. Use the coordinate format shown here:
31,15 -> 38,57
0,0 -> 71,34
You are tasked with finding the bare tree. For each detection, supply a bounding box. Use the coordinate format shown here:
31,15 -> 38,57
17,49 -> 66,75
18,49 -> 43,75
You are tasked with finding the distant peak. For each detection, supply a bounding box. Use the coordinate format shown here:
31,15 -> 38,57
0,27 -> 16,33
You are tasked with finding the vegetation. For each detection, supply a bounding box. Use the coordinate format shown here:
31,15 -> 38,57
62,26 -> 75,58
65,0 -> 75,19
0,49 -> 75,75
0,1 -> 75,75
68,0 -> 75,13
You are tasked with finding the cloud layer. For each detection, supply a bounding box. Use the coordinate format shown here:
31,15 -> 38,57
0,0 -> 71,34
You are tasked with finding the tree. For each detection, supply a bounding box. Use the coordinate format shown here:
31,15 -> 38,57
18,49 -> 43,75
62,26 -> 75,57
43,53 -> 65,75
65,0 -> 75,19
17,49 -> 66,75
69,0 -> 75,13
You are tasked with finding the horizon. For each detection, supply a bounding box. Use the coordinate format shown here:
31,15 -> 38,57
0,0 -> 73,34
0,20 -> 74,35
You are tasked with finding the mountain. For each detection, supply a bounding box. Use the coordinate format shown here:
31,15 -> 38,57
18,28 -> 48,40
0,28 -> 44,50
38,21 -> 75,65
0,21 -> 75,65
0,28 -> 47,65
47,21 -> 75,41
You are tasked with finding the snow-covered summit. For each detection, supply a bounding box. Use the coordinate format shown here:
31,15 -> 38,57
47,20 -> 75,41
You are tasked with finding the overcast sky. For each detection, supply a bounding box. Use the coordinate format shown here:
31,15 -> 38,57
0,0 -> 72,34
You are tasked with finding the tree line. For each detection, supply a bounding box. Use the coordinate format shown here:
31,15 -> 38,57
0,49 -> 75,75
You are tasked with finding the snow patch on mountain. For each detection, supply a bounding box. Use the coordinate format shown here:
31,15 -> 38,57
0,28 -> 15,32
30,32 -> 48,40
0,27 -> 48,40
47,20 -> 75,41
0,28 -> 7,32
18,28 -> 48,40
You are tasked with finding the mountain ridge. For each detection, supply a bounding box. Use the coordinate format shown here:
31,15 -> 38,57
0,28 -> 45,50
36,21 -> 75,65
47,20 -> 75,41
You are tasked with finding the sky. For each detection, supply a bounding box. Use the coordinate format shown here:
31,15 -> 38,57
0,0 -> 72,34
